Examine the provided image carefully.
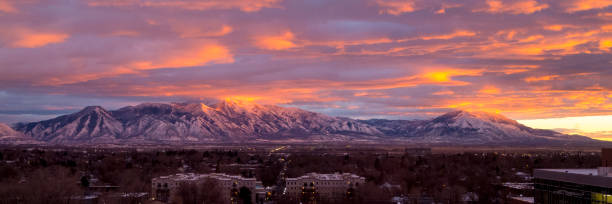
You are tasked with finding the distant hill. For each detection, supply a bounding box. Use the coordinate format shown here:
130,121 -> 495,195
11,100 -> 598,145
0,122 -> 39,144
361,111 -> 595,145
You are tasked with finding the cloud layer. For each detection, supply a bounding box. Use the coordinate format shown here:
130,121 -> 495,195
0,0 -> 610,135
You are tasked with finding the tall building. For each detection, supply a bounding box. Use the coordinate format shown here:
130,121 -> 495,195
151,173 -> 267,203
534,149 -> 612,203
284,172 -> 366,202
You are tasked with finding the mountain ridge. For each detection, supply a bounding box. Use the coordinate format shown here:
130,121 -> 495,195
361,110 -> 592,145
9,101 -> 598,145
0,122 -> 39,144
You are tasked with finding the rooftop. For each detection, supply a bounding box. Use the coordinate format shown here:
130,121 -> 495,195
511,196 -> 534,204
537,169 -> 598,176
534,168 -> 612,188
155,173 -> 257,182
286,172 -> 364,181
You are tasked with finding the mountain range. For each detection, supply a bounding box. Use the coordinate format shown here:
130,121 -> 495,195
0,99 -> 598,145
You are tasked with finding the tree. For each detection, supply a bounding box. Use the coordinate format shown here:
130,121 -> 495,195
374,158 -> 382,171
0,166 -> 83,204
80,175 -> 90,188
239,186 -> 252,204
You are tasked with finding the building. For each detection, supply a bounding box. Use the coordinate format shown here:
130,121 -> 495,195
151,173 -> 267,203
405,148 -> 432,156
284,172 -> 366,202
534,148 -> 612,203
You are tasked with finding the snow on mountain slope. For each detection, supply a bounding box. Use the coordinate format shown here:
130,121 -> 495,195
16,100 -> 382,143
15,106 -> 123,143
0,122 -> 39,144
409,110 -> 593,144
12,102 -> 597,145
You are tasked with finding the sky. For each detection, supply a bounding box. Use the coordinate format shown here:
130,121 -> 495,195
0,0 -> 611,139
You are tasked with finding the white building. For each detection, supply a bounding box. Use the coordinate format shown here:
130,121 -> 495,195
285,172 -> 366,200
151,173 -> 266,203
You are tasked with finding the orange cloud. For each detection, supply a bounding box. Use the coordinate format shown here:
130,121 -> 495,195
432,90 -> 455,95
304,37 -> 395,55
130,44 -> 234,70
477,0 -> 548,14
512,39 -> 590,55
482,27 -> 605,57
255,31 -> 297,50
599,12 -> 612,19
479,85 -> 501,94
600,39 -> 612,50
88,0 -> 282,12
426,72 -> 451,82
176,25 -> 233,38
347,69 -> 483,90
110,30 -> 140,37
11,31 -> 69,48
437,89 -> 612,119
525,75 -> 560,82
375,0 -> 415,15
421,30 -> 476,40
436,3 -> 462,14
0,0 -> 17,13
499,65 -> 540,74
564,0 -> 612,13
40,43 -> 234,86
544,25 -> 565,31
353,92 -> 390,98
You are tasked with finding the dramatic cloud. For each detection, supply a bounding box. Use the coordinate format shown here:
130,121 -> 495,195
87,0 -> 283,12
0,0 -> 610,137
563,0 -> 612,13
0,0 -> 17,13
375,0 -> 416,15
2,29 -> 69,48
255,31 -> 297,50
476,0 -> 549,14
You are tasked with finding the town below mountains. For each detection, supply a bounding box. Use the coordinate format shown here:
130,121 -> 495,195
0,99 -> 599,145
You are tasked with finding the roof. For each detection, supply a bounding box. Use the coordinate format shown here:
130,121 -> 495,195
534,169 -> 612,188
511,196 -> 534,203
154,173 -> 256,182
286,172 -> 365,181
538,169 -> 598,175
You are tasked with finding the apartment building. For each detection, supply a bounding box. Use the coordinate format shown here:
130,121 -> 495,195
285,172 -> 366,201
151,173 -> 265,203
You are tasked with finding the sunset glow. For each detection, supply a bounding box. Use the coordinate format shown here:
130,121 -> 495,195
0,0 -> 611,138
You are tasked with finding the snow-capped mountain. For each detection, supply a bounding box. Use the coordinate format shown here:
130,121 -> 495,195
0,122 -> 38,144
363,110 -> 593,144
15,99 -> 382,143
12,101 -> 597,145
14,106 -> 123,143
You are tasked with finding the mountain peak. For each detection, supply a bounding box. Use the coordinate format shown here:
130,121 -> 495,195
437,110 -> 515,123
78,106 -> 108,114
214,97 -> 261,113
0,122 -> 21,136
175,102 -> 214,114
